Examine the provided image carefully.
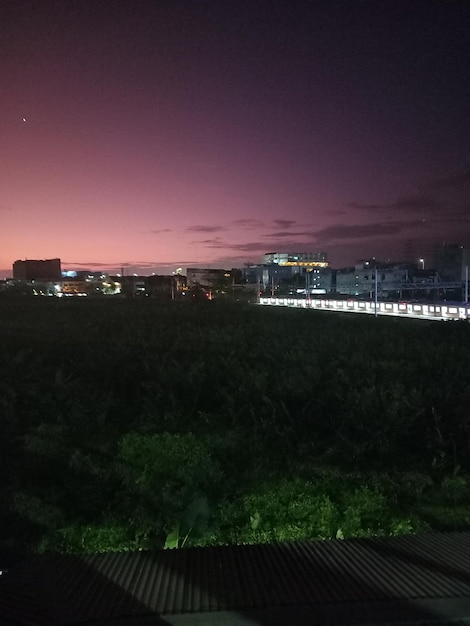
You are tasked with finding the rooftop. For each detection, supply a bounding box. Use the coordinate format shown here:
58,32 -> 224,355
1,532 -> 470,625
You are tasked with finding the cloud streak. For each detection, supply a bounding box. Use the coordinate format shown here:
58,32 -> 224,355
349,195 -> 439,212
63,261 -> 161,269
271,219 -> 297,228
430,169 -> 470,191
313,219 -> 430,243
186,225 -> 227,233
262,230 -> 314,239
231,219 -> 265,228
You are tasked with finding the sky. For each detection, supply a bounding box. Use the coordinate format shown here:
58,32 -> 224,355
2,0 -> 470,277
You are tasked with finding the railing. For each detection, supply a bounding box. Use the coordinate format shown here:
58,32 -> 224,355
258,297 -> 470,321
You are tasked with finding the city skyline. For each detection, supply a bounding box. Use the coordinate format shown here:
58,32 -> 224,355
2,0 -> 469,278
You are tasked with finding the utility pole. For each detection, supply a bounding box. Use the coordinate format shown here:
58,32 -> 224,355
374,267 -> 378,318
465,266 -> 469,303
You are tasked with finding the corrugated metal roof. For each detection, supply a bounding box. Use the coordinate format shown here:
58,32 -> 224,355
1,532 -> 470,625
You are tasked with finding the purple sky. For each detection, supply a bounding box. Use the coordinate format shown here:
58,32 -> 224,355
2,0 -> 469,277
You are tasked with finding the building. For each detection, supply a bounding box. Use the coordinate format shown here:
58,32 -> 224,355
263,251 -> 328,268
336,261 -> 405,298
146,273 -> 186,298
243,252 -> 333,295
336,260 -> 438,298
13,258 -> 62,282
186,268 -> 240,289
60,278 -> 89,295
2,532 -> 470,624
113,275 -> 145,297
261,265 -> 333,295
435,243 -> 470,282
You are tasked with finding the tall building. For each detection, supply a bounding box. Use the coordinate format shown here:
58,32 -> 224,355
13,258 -> 62,281
262,252 -> 328,268
435,243 -> 470,281
243,252 -> 332,294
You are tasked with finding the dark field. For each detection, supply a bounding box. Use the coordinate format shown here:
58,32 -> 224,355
1,297 -> 470,554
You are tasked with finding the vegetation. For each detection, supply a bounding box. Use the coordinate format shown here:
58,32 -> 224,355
1,297 -> 470,554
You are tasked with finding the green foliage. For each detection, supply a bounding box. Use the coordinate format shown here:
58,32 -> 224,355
436,474 -> 467,504
117,433 -> 219,545
210,479 -> 421,546
118,432 -> 219,497
340,486 -> 390,537
237,481 -> 338,542
39,523 -> 140,554
164,524 -> 180,549
415,475 -> 470,532
165,496 -> 210,548
1,298 -> 470,554
13,492 -> 65,529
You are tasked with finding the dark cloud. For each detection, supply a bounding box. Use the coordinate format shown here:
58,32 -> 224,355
214,240 -> 318,254
349,195 -> 439,212
186,225 -> 226,233
348,202 -> 383,210
148,229 -> 172,234
430,169 -> 470,191
129,261 -> 161,268
232,219 -> 264,228
263,231 -> 313,239
215,241 -> 272,253
348,168 -> 470,233
391,195 -> 440,211
194,237 -> 225,248
439,205 -> 470,221
231,242 -> 268,252
314,219 -> 429,243
63,261 -> 158,270
208,254 -> 264,268
64,261 -> 110,268
271,219 -> 296,228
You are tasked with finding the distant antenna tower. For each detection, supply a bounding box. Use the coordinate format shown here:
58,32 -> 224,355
403,239 -> 416,264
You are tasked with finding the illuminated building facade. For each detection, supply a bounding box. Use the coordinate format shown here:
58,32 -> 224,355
262,252 -> 329,268
244,252 -> 333,294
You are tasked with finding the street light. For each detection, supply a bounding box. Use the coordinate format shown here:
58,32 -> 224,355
419,258 -> 425,270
